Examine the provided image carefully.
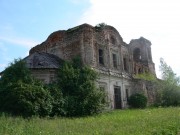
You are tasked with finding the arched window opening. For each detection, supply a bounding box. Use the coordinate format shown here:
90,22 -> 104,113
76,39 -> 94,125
133,48 -> 141,62
134,67 -> 136,74
123,57 -> 128,72
138,68 -> 142,74
110,36 -> 116,44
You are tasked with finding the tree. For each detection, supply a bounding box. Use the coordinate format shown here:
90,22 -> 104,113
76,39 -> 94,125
56,57 -> 107,116
156,58 -> 180,106
0,59 -> 53,117
0,59 -> 32,87
159,58 -> 180,86
0,58 -> 107,117
45,84 -> 65,116
0,81 -> 52,117
95,22 -> 107,28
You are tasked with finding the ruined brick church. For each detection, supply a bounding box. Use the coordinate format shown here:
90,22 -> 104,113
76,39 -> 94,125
25,23 -> 156,109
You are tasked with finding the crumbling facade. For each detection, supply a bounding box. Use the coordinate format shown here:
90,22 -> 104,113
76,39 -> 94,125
26,23 -> 156,109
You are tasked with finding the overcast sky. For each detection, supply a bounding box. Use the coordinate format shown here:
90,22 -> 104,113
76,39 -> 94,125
0,0 -> 180,78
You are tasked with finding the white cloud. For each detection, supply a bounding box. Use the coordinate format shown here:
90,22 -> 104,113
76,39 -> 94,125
0,24 -> 40,72
0,23 -> 39,48
78,0 -> 180,77
0,36 -> 39,48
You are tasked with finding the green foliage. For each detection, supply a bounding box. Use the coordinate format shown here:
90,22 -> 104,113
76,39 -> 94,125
0,80 -> 52,117
159,58 -> 180,86
0,108 -> 180,135
67,26 -> 80,33
0,59 -> 32,88
157,80 -> 180,107
0,59 -> 52,117
161,85 -> 180,106
95,22 -> 107,31
156,58 -> 180,107
128,93 -> 147,108
95,22 -> 107,27
0,58 -> 106,117
57,57 -> 106,116
134,72 -> 156,81
45,84 -> 65,116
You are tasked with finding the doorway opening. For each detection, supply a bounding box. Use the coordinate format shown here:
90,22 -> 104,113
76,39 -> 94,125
114,86 -> 122,109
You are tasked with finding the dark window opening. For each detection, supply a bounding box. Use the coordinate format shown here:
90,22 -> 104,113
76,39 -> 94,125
133,48 -> 141,62
99,49 -> 104,65
148,49 -> 152,61
138,68 -> 142,74
123,58 -> 128,72
111,36 -> 116,44
113,53 -> 117,68
134,67 -> 136,74
114,86 -> 122,109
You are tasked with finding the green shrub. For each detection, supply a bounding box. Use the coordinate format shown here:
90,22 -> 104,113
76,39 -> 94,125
0,81 -> 52,117
0,58 -> 107,117
0,59 -> 33,86
155,79 -> 180,107
45,84 -> 65,116
0,59 -> 53,117
161,84 -> 180,106
156,58 -> 180,107
128,93 -> 147,108
57,57 -> 107,117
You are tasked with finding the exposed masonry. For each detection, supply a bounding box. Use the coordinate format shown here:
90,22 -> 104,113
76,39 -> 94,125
26,23 -> 156,109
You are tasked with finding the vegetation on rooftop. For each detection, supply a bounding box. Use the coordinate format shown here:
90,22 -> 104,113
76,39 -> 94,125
134,72 -> 156,81
67,26 -> 80,33
95,22 -> 107,31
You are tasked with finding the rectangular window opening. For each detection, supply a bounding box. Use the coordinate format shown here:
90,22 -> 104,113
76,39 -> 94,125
99,49 -> 104,65
123,58 -> 128,72
113,53 -> 117,68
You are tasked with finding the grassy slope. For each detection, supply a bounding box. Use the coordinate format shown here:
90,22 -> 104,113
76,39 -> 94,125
0,107 -> 180,135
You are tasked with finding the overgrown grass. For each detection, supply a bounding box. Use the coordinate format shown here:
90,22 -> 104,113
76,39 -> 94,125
0,107 -> 180,135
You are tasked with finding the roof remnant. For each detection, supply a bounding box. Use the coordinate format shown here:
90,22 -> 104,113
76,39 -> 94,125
24,52 -> 63,69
